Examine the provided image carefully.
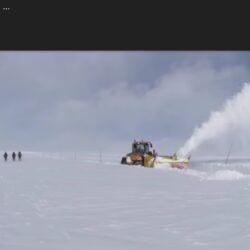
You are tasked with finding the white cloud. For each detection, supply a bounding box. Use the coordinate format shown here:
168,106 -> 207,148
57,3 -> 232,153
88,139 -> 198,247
0,52 -> 250,155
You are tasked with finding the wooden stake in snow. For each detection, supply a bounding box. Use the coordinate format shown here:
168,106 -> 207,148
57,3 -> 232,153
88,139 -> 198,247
225,142 -> 233,165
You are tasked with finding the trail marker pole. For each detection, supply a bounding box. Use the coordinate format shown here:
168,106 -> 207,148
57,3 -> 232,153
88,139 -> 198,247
225,142 -> 233,165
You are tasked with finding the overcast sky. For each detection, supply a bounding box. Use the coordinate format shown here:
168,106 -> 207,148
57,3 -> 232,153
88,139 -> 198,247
1,51 -> 250,154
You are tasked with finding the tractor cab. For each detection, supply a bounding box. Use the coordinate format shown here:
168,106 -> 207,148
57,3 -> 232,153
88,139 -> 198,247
132,141 -> 153,155
121,140 -> 154,165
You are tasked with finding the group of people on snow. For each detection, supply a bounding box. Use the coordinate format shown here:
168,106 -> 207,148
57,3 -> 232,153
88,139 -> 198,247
3,152 -> 22,161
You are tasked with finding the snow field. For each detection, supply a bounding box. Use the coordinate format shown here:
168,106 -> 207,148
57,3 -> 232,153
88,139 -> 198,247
1,152 -> 250,249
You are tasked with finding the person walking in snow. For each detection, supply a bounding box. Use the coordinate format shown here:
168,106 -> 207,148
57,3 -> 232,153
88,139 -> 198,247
18,151 -> 22,161
3,152 -> 8,161
12,152 -> 16,161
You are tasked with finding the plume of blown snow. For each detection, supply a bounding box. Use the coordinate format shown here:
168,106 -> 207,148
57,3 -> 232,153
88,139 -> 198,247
178,82 -> 250,157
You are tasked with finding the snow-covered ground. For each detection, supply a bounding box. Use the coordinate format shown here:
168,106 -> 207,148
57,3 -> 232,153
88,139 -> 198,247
1,152 -> 250,249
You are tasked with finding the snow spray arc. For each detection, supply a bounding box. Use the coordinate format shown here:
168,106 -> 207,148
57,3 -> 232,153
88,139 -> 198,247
178,82 -> 250,157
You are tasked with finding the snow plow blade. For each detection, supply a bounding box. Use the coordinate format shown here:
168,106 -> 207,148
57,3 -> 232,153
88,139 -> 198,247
143,154 -> 190,169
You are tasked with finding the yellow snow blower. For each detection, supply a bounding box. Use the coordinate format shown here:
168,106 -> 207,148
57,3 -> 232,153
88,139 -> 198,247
121,140 -> 190,169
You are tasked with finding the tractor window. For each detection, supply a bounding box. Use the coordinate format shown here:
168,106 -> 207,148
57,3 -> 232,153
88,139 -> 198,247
138,144 -> 145,153
132,144 -> 136,152
132,143 -> 150,154
145,144 -> 150,153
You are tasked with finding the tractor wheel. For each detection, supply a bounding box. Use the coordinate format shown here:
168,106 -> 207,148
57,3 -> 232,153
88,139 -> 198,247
141,155 -> 145,166
121,157 -> 127,164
